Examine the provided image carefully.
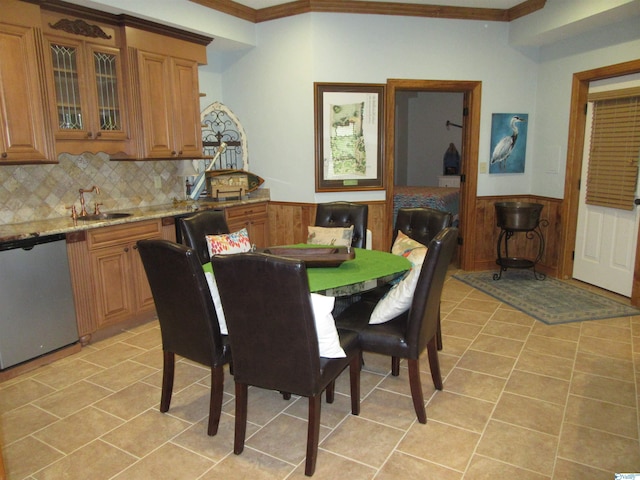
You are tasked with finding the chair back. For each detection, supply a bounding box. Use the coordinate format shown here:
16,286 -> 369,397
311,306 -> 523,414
137,239 -> 228,367
212,252 -> 324,396
393,207 -> 452,248
179,210 -> 230,264
406,227 -> 458,358
315,201 -> 368,248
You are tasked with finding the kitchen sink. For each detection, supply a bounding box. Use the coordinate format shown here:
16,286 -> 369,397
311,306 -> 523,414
79,212 -> 133,221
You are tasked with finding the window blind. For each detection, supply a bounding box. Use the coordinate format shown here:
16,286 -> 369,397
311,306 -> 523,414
585,89 -> 640,210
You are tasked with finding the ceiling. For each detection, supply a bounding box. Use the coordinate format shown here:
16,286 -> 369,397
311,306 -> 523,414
234,0 -> 524,8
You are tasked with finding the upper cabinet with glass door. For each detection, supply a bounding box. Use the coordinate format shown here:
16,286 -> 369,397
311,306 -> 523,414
42,11 -> 130,156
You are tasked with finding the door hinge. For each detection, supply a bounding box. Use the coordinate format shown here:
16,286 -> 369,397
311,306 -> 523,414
578,178 -> 581,190
457,236 -> 463,246
460,174 -> 465,183
463,107 -> 469,117
584,103 -> 588,115
572,251 -> 575,260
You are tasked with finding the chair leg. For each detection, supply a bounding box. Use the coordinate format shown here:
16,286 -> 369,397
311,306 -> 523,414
407,358 -> 427,424
326,380 -> 335,404
391,356 -> 400,376
436,307 -> 443,351
207,365 -> 224,436
234,382 -> 248,455
350,353 -> 361,415
427,336 -> 443,390
305,394 -> 322,476
160,351 -> 175,413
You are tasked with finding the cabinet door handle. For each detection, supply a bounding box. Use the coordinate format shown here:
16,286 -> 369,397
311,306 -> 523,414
96,132 -> 102,137
87,132 -> 93,138
132,244 -> 138,250
124,247 -> 129,252
1,152 -> 7,158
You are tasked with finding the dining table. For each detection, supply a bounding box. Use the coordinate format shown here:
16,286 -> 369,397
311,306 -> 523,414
202,245 -> 411,297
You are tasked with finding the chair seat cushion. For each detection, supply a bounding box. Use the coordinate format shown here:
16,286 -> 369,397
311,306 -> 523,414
336,300 -> 410,358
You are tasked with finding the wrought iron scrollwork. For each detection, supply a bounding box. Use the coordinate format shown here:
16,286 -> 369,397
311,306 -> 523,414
201,102 -> 248,171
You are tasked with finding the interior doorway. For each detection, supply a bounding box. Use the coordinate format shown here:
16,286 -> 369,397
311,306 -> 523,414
385,79 -> 481,270
559,59 -> 640,307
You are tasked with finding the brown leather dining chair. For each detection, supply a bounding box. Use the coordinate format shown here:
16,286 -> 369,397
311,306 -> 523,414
393,207 -> 453,352
335,227 -> 458,424
365,206 -> 453,356
137,239 -> 231,436
393,207 -> 452,249
315,201 -> 368,249
179,210 -> 230,264
211,252 -> 361,476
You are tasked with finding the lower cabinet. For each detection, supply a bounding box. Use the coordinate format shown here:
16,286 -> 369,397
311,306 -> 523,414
67,218 -> 174,344
225,202 -> 270,248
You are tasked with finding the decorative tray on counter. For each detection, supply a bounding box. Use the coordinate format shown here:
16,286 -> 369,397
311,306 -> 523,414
259,246 -> 355,267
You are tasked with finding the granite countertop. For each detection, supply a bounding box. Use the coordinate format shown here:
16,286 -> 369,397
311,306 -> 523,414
0,192 -> 270,243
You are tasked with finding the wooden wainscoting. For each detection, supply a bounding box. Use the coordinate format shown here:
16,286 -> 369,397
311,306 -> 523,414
471,195 -> 563,276
268,201 -> 389,251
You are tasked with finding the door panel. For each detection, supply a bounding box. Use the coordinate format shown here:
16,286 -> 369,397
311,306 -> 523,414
573,101 -> 639,297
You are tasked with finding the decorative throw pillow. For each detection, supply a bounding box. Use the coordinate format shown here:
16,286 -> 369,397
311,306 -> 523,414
369,232 -> 428,324
307,225 -> 354,247
206,228 -> 251,258
310,293 -> 346,358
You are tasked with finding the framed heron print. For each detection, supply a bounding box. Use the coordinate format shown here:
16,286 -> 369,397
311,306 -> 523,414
315,83 -> 385,191
489,113 -> 528,174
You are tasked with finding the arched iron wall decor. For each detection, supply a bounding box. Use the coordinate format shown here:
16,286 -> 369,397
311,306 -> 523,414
201,101 -> 248,171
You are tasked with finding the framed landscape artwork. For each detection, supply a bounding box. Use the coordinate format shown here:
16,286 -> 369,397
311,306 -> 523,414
314,83 -> 385,191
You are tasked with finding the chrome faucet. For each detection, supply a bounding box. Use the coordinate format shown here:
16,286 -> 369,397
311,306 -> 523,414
79,186 -> 100,217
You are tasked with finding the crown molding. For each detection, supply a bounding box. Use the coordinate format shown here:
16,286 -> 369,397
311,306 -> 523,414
188,0 -> 545,23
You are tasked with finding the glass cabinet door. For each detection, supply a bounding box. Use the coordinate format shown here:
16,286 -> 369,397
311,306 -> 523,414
48,39 -> 127,140
92,47 -> 123,133
50,41 -> 85,132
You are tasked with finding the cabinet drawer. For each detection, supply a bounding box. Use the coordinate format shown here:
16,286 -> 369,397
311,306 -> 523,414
225,202 -> 268,221
87,219 -> 161,250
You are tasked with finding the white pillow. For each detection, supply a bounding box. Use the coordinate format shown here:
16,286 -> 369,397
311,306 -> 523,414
310,293 -> 346,358
369,234 -> 428,324
307,225 -> 354,247
204,271 -> 228,335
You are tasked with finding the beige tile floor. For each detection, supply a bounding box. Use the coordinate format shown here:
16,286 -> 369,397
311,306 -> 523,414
1,272 -> 640,479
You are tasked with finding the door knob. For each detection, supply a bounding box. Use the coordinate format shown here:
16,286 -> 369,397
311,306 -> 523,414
635,198 -> 640,205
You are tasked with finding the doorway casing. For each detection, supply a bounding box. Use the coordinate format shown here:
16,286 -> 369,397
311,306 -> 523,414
559,58 -> 640,307
385,79 -> 481,270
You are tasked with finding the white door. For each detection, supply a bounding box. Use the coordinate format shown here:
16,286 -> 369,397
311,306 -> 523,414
573,101 -> 640,297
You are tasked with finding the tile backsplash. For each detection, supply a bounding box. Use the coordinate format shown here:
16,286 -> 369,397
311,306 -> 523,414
0,152 -> 191,225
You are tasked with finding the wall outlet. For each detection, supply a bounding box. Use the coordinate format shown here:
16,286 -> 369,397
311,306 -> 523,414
154,175 -> 162,189
479,162 -> 488,174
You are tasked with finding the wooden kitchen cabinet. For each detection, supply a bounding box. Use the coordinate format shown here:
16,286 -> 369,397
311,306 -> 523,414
133,51 -> 202,159
66,219 -> 169,344
41,10 -> 129,156
0,2 -> 55,164
87,220 -> 159,330
225,202 -> 270,248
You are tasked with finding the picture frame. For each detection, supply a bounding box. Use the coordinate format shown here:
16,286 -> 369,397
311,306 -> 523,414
314,83 -> 385,192
489,113 -> 528,174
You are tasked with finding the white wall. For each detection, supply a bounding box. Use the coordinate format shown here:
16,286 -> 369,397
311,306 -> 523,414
530,14 -> 640,198
217,13 -> 539,202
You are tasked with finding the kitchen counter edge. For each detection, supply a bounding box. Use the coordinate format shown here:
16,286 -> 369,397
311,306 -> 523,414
0,194 -> 270,243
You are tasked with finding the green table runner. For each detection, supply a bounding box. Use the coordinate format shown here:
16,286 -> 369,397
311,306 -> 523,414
203,246 -> 410,293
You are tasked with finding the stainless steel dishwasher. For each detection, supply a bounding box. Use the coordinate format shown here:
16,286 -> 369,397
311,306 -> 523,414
0,233 -> 79,370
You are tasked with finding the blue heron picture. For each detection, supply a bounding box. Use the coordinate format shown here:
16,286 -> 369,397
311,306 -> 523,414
489,113 -> 528,174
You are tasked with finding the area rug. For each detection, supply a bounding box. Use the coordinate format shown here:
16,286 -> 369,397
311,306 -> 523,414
453,270 -> 640,325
